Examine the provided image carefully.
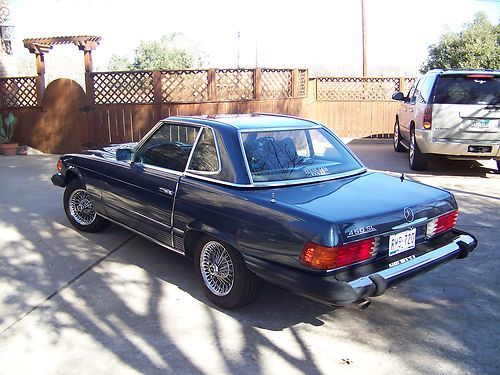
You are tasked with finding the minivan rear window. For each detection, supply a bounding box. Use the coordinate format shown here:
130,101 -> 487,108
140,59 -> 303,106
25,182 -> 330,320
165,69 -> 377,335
433,75 -> 499,105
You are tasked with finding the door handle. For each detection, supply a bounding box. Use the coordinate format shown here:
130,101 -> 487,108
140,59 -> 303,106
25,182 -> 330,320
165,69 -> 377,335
159,187 -> 174,196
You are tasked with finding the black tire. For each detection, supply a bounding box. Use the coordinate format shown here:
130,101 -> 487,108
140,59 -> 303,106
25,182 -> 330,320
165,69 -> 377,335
194,236 -> 260,309
496,160 -> 500,172
409,128 -> 429,170
63,179 -> 109,233
393,119 -> 405,152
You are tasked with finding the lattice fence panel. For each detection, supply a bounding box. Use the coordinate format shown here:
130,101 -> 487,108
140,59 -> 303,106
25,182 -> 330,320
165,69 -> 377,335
261,69 -> 292,99
161,70 -> 209,102
404,78 -> 416,92
216,69 -> 254,101
92,72 -> 154,104
0,77 -> 38,108
298,69 -> 307,97
317,77 -> 401,101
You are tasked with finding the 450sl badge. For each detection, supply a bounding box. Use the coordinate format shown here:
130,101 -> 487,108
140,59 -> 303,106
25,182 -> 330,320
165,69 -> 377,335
347,225 -> 377,238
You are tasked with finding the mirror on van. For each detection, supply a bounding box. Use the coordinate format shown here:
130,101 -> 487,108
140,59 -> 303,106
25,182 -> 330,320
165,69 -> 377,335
392,92 -> 408,102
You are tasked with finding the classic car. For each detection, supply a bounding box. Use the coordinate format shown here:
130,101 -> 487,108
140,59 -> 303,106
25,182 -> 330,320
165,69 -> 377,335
51,114 -> 477,309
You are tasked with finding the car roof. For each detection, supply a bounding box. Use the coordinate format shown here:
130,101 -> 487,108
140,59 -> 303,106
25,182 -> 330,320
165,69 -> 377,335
165,114 -> 321,131
427,69 -> 500,76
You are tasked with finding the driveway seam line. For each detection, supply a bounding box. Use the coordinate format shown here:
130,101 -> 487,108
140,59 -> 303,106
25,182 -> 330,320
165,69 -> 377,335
0,234 -> 136,337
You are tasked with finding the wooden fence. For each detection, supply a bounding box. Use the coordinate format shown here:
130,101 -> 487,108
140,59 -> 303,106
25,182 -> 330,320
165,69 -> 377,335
0,68 -> 416,153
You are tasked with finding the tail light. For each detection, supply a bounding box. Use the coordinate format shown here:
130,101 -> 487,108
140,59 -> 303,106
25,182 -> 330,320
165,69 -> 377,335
426,210 -> 458,238
57,159 -> 63,173
300,237 -> 379,270
423,105 -> 432,130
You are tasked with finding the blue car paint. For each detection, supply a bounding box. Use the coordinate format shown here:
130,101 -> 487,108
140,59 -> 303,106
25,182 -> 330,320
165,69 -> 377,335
52,114 -> 477,306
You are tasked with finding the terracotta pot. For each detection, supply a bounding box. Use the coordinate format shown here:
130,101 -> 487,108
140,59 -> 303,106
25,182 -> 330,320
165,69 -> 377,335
1,143 -> 18,156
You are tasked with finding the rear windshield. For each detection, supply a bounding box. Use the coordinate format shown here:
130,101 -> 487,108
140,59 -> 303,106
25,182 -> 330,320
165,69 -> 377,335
433,75 -> 500,105
241,128 -> 363,183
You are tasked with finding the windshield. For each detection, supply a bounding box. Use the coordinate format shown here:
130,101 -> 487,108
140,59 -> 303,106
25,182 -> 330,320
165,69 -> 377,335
434,75 -> 500,105
241,128 -> 363,183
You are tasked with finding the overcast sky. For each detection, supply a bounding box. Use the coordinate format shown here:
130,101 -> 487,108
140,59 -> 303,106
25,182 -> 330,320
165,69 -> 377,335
7,0 -> 500,77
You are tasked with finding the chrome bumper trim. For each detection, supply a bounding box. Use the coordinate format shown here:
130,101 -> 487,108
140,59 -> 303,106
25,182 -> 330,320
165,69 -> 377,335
348,233 -> 477,297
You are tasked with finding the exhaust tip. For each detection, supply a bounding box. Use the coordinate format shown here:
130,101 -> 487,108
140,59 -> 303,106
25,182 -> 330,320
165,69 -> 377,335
351,298 -> 371,311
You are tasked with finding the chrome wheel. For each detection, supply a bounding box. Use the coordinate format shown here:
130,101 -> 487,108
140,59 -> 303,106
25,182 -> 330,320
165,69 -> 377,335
394,122 -> 399,148
200,241 -> 235,296
68,189 -> 96,226
409,131 -> 415,164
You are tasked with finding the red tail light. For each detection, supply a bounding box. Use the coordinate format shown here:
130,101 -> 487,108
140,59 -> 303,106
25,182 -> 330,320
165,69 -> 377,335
300,237 -> 379,270
426,210 -> 458,238
423,105 -> 432,130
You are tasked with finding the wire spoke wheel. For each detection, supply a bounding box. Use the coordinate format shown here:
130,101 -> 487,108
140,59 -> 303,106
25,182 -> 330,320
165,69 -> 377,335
68,189 -> 96,226
200,241 -> 235,296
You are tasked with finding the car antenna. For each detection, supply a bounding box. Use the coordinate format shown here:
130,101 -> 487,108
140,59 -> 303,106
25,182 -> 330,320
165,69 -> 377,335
271,192 -> 276,204
400,173 -> 405,182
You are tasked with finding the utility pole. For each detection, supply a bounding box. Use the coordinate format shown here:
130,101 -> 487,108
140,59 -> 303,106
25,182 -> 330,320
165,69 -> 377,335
237,31 -> 240,68
361,0 -> 367,77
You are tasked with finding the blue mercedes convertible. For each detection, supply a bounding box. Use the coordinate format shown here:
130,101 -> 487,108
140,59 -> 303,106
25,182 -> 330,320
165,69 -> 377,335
51,114 -> 477,309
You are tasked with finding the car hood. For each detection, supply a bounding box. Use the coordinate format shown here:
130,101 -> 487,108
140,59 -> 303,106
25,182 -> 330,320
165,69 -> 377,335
253,171 -> 456,245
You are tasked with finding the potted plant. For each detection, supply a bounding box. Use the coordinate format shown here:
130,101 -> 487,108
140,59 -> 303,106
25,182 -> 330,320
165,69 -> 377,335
0,113 -> 19,156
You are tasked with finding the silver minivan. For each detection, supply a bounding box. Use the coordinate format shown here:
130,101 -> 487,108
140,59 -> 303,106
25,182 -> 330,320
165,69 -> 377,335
392,69 -> 500,170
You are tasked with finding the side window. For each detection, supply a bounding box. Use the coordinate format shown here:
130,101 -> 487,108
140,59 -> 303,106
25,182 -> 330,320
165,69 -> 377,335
188,128 -> 220,173
135,123 -> 199,172
420,76 -> 436,103
411,78 -> 425,104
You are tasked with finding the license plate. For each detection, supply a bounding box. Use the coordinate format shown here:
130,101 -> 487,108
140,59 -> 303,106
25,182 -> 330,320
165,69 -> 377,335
389,228 -> 416,257
470,119 -> 490,129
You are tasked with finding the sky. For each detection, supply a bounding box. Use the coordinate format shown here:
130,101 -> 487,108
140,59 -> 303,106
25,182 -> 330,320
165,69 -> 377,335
5,0 -> 500,80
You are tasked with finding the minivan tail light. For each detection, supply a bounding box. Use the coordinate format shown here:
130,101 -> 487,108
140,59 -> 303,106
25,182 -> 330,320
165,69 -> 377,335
426,210 -> 458,238
423,105 -> 432,130
300,237 -> 379,270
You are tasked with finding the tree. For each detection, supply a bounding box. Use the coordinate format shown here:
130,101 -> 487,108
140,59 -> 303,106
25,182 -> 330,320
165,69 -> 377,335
108,33 -> 204,71
420,12 -> 500,73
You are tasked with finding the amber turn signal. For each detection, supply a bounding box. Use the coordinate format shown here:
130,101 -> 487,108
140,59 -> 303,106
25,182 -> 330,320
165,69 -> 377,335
57,159 -> 63,173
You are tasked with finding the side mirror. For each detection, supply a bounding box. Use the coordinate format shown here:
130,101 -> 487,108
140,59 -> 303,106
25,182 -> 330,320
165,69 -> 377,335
392,92 -> 407,101
116,148 -> 133,161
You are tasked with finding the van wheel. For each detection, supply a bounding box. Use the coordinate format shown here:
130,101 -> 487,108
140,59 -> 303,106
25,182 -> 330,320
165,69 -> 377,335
393,119 -> 405,152
63,179 -> 109,232
409,129 -> 428,170
194,236 -> 260,309
496,160 -> 500,172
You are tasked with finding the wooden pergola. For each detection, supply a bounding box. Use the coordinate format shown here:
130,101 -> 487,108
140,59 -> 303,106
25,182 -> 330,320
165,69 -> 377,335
23,35 -> 101,98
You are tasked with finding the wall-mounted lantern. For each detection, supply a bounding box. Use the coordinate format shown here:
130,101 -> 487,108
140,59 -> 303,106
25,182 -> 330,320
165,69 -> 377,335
0,24 -> 14,54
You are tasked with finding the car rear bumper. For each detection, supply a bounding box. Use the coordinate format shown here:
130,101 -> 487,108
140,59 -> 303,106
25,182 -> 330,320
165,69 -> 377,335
416,129 -> 500,159
244,229 -> 477,307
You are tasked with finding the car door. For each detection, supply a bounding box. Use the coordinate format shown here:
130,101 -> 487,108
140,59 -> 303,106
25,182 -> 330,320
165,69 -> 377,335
102,122 -> 200,247
399,84 -> 416,140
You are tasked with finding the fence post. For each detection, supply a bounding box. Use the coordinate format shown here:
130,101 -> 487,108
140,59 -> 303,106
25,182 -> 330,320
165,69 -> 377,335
254,68 -> 262,100
399,77 -> 405,93
85,72 -> 95,105
208,68 -> 217,102
35,75 -> 45,106
291,69 -> 299,98
0,80 -> 4,110
153,70 -> 162,104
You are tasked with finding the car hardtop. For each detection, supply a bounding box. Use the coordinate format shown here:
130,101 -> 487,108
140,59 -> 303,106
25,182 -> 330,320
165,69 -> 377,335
165,113 -> 323,132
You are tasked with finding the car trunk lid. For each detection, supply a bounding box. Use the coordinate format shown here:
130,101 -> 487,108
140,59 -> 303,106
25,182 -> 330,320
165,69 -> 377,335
255,171 -> 456,246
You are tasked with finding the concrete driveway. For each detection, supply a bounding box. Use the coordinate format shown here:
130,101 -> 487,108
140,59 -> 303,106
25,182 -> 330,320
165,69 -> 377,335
0,143 -> 499,375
